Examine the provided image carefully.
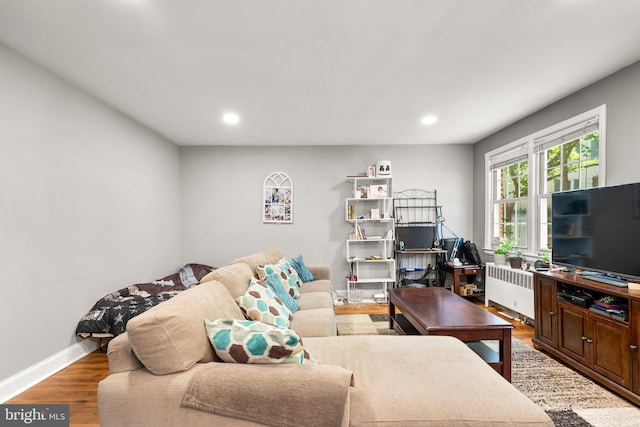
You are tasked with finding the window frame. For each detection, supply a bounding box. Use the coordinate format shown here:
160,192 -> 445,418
484,105 -> 606,258
491,157 -> 529,250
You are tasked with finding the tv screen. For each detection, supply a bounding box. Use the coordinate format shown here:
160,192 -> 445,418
395,225 -> 436,250
551,182 -> 640,282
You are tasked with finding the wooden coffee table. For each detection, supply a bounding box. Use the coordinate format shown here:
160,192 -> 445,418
389,287 -> 514,381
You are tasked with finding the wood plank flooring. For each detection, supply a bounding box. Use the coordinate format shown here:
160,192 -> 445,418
6,350 -> 109,426
6,299 -> 533,426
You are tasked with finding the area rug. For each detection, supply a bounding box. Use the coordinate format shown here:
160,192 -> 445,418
336,313 -> 640,426
510,338 -> 640,426
336,314 -> 396,336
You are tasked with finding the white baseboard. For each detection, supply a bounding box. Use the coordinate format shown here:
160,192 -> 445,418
0,339 -> 98,403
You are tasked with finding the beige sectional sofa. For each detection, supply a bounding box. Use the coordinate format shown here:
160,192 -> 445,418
228,248 -> 337,337
98,248 -> 552,426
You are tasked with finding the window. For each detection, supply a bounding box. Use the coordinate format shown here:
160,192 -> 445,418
491,154 -> 528,249
485,105 -> 606,257
537,128 -> 601,251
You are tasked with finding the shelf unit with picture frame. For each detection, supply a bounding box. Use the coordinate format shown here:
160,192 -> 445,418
345,175 -> 395,303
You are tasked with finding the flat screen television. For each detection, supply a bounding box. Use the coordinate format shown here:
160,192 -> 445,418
551,182 -> 640,284
395,225 -> 436,250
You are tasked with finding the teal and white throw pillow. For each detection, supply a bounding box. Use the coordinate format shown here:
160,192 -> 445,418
256,258 -> 302,299
236,278 -> 292,328
205,318 -> 319,364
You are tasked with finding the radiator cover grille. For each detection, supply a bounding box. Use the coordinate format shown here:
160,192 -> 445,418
485,262 -> 534,319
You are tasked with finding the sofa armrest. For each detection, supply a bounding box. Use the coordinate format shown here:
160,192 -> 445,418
306,265 -> 330,281
182,363 -> 353,426
106,332 -> 144,374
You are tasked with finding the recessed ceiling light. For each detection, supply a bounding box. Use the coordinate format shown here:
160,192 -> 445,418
222,113 -> 240,125
421,115 -> 438,126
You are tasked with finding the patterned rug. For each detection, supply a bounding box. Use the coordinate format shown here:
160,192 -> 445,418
336,313 -> 396,336
336,314 -> 640,426
510,338 -> 640,426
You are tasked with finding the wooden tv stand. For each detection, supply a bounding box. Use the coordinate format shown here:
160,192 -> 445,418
533,270 -> 640,405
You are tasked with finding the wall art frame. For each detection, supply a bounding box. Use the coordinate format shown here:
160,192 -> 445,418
263,171 -> 293,223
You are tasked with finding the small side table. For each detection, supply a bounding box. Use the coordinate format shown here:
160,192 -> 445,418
444,264 -> 484,297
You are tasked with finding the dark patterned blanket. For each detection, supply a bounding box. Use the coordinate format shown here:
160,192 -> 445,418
76,263 -> 214,337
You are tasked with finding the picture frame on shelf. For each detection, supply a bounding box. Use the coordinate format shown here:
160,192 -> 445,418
369,184 -> 388,199
367,165 -> 376,177
357,185 -> 369,199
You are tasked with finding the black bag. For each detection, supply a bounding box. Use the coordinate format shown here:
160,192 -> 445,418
462,240 -> 482,266
401,276 -> 429,288
400,266 -> 433,288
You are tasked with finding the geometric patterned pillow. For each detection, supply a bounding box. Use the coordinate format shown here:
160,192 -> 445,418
205,318 -> 319,364
256,257 -> 302,299
264,272 -> 299,314
236,278 -> 292,328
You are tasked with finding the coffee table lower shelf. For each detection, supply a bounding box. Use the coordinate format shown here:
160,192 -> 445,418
391,314 -> 418,335
391,313 -> 506,378
466,340 -> 501,365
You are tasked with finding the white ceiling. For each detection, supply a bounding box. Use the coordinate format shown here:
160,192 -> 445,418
1,0 -> 640,146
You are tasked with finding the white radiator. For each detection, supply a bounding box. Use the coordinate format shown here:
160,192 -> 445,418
484,262 -> 534,319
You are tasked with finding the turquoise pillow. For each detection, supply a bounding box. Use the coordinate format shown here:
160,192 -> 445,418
264,273 -> 299,313
290,255 -> 314,282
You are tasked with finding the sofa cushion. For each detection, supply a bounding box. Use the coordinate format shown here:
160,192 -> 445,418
237,279 -> 292,328
105,333 -> 143,374
306,264 -> 330,281
198,263 -> 253,299
231,248 -> 283,277
299,279 -> 333,295
303,335 -> 553,426
126,281 -> 245,375
205,318 -> 318,364
256,258 -> 302,299
290,254 -> 314,282
297,291 -> 333,310
289,308 -> 337,337
264,272 -> 299,313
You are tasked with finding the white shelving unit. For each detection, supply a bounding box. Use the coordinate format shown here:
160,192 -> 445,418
345,175 -> 395,303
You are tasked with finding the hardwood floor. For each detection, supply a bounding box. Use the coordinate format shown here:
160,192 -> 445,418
6,298 -> 533,426
6,350 -> 109,426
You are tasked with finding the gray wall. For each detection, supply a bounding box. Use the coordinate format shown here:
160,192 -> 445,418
0,45 -> 182,383
0,40 -> 476,389
472,60 -> 640,252
180,144 -> 474,293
